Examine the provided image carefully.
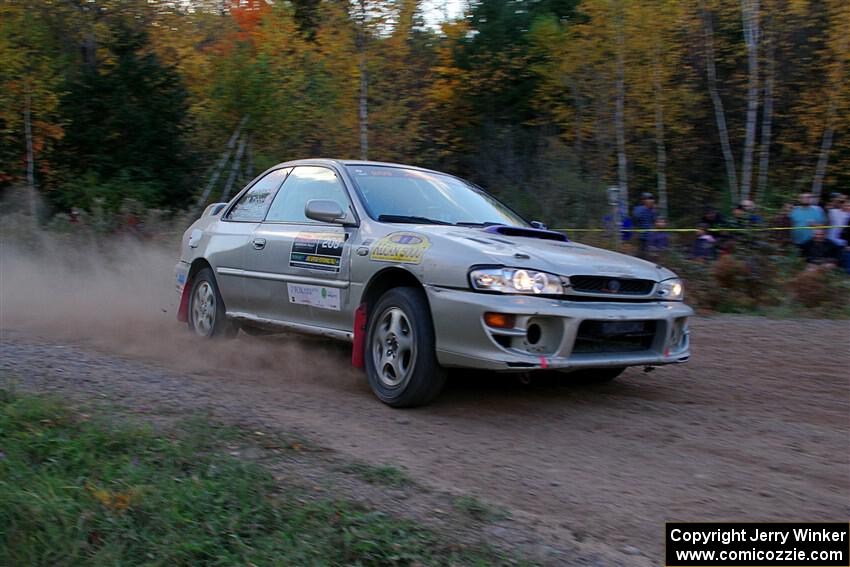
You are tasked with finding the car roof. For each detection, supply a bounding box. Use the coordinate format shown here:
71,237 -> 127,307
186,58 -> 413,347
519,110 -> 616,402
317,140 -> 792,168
273,158 -> 446,176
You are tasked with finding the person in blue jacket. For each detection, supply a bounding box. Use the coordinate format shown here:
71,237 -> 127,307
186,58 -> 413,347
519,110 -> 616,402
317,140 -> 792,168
789,193 -> 827,246
632,192 -> 658,255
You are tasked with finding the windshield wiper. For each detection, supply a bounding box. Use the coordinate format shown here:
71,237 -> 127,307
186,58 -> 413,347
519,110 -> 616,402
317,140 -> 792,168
377,214 -> 452,225
453,221 -> 503,227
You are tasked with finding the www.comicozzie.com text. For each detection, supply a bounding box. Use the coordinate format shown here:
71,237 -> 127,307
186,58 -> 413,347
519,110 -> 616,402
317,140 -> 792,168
670,526 -> 848,546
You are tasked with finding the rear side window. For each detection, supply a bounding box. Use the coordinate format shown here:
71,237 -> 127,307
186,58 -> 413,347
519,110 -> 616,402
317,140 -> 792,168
226,168 -> 290,221
265,166 -> 350,223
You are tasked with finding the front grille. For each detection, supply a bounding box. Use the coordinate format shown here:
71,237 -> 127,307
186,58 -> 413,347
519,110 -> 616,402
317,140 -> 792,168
569,275 -> 654,295
572,320 -> 657,354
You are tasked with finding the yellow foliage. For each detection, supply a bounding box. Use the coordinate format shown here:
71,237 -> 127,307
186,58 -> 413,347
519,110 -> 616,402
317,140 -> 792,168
86,483 -> 141,512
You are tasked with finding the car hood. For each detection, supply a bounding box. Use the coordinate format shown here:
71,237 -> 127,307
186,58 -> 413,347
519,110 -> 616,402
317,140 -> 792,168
408,225 -> 675,285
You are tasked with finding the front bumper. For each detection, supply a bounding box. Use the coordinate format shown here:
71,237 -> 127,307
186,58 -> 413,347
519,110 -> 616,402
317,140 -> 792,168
426,286 -> 693,371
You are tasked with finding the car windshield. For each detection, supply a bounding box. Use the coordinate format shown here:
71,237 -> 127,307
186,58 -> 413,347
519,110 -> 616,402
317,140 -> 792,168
346,165 -> 529,227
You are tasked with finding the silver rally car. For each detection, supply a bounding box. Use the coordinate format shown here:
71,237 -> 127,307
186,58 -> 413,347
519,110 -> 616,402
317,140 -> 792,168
174,159 -> 692,407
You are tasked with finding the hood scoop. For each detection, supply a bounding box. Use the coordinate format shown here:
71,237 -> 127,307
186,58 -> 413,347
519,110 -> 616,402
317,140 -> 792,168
483,225 -> 569,242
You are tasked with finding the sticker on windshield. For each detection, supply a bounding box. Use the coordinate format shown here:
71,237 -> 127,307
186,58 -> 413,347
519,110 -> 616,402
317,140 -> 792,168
287,283 -> 341,311
289,232 -> 344,272
370,232 -> 431,264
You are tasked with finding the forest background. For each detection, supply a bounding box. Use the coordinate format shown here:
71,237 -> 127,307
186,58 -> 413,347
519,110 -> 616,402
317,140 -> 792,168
1,0 -> 847,229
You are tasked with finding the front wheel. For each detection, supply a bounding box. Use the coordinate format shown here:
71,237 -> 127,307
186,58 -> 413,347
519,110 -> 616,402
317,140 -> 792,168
365,287 -> 446,407
187,267 -> 238,339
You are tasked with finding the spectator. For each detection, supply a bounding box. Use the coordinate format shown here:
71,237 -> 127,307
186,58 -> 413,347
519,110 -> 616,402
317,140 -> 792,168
620,212 -> 634,242
772,202 -> 794,248
789,193 -> 826,246
603,203 -> 633,242
727,202 -> 763,253
827,192 -> 843,212
800,229 -> 841,268
646,217 -> 670,257
827,195 -> 849,245
691,223 -> 717,260
740,199 -> 763,224
632,192 -> 657,255
700,206 -> 725,231
841,223 -> 850,274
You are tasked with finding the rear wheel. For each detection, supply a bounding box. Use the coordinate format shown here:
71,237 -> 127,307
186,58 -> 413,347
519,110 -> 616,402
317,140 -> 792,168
187,267 -> 238,339
365,287 -> 446,407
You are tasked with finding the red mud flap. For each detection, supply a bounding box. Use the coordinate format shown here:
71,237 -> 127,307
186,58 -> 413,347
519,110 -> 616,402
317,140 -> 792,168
351,303 -> 367,368
177,277 -> 192,322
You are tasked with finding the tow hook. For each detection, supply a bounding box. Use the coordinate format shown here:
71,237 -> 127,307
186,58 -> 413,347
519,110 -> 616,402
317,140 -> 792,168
518,372 -> 533,385
643,365 -> 656,373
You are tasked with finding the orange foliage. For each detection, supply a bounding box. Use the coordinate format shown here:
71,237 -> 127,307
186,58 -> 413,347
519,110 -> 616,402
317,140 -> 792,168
229,0 -> 271,42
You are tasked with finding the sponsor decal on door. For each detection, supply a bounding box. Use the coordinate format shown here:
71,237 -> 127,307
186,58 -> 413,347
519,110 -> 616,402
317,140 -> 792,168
287,283 -> 341,311
289,232 -> 344,272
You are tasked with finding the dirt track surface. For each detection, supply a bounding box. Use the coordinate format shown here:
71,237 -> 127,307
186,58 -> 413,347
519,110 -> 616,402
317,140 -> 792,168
2,314 -> 848,563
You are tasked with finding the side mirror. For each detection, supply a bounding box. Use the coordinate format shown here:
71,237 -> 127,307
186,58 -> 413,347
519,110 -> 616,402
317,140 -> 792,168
530,220 -> 548,230
204,202 -> 227,217
305,199 -> 347,224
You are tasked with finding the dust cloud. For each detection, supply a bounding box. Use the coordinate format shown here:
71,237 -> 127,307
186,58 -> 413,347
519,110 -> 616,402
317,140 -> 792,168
0,216 -> 354,382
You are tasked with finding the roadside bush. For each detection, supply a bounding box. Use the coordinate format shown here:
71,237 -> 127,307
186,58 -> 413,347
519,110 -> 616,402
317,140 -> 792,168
789,268 -> 850,312
710,255 -> 754,310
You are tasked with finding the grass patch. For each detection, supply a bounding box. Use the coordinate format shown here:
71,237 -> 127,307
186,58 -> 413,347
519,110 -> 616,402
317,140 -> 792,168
453,495 -> 510,523
338,461 -> 412,488
0,389 -> 514,566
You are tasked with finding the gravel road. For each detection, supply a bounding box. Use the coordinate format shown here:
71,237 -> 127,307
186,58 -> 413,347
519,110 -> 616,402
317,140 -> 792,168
2,314 -> 848,562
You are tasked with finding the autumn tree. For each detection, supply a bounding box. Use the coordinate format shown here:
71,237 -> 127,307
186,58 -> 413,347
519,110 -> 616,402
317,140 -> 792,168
51,12 -> 195,210
0,2 -> 64,215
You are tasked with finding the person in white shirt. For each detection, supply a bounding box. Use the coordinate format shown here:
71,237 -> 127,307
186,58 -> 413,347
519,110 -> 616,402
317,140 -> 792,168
827,196 -> 850,246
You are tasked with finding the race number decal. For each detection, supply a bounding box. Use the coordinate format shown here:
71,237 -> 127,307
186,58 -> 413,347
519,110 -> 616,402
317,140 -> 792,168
289,232 -> 344,272
370,232 -> 431,264
287,283 -> 341,311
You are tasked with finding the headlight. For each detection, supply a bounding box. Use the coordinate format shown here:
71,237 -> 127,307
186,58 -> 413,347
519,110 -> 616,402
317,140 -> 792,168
470,268 -> 565,295
657,278 -> 684,301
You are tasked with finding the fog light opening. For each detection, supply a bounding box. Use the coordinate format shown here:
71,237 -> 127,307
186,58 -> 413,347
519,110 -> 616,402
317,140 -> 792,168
526,323 -> 542,345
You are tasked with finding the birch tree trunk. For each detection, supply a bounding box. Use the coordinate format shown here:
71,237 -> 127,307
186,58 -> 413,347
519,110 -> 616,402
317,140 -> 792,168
24,91 -> 37,218
245,134 -> 254,181
756,22 -> 774,203
653,47 -> 668,218
700,1 -> 739,206
357,0 -> 369,161
811,11 -> 848,198
811,99 -> 836,198
570,80 -> 583,162
592,75 -> 609,184
220,134 -> 248,202
193,115 -> 248,213
739,0 -> 760,202
614,7 -> 629,206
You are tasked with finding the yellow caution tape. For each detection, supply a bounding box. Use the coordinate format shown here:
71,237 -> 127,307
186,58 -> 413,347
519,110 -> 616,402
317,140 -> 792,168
553,225 -> 849,233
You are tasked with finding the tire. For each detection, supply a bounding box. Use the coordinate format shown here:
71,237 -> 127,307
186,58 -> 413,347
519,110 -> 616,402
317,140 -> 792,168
365,287 -> 446,407
565,367 -> 626,383
187,267 -> 238,339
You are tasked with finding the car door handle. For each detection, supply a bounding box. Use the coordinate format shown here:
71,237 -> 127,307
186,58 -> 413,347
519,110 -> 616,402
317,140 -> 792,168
252,238 -> 266,250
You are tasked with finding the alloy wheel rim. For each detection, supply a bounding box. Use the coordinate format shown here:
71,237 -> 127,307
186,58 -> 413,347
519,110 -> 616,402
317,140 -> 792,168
191,281 -> 216,336
372,307 -> 416,388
